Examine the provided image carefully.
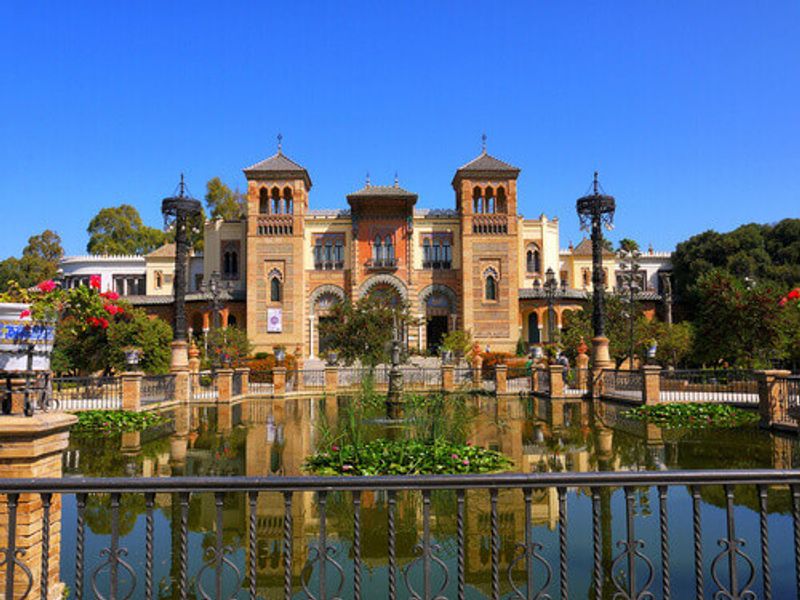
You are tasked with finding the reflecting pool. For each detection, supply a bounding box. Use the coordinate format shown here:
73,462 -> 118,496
60,396 -> 800,598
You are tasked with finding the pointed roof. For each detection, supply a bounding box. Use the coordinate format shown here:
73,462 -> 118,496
571,238 -> 616,257
242,151 -> 312,189
452,151 -> 520,186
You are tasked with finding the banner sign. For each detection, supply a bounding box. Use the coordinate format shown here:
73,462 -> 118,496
267,308 -> 283,333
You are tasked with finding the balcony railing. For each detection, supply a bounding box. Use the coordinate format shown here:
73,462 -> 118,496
3,469 -> 800,600
422,260 -> 452,270
257,215 -> 293,236
365,258 -> 398,270
314,260 -> 345,271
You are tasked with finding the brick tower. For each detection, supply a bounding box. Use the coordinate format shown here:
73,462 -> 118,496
453,141 -> 522,352
243,139 -> 311,353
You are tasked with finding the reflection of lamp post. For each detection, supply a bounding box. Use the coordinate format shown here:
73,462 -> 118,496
162,175 -> 202,370
576,172 -> 616,367
534,268 -> 568,343
618,249 -> 641,368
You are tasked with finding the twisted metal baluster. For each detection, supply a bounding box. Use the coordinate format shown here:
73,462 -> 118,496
424,490 -> 432,600
145,493 -> 154,600
41,493 -> 51,600
758,485 -> 771,600
592,488 -> 602,600
249,491 -> 257,600
559,487 -> 568,600
457,489 -> 465,599
319,491 -> 328,600
793,485 -> 800,600
388,491 -> 397,600
76,493 -> 86,600
215,492 -> 224,600
284,491 -> 293,600
658,486 -> 670,600
691,486 -> 703,599
353,491 -> 362,600
491,488 -> 500,600
111,492 -> 120,599
179,492 -> 190,600
2,493 -> 33,600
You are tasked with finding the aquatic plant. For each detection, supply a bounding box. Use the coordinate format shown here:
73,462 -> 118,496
624,403 -> 758,429
73,409 -> 169,433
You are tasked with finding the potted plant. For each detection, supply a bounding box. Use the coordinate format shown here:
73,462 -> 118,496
0,277 -> 124,372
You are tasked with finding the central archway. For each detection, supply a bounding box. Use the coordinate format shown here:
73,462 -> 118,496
358,275 -> 408,303
419,284 -> 457,352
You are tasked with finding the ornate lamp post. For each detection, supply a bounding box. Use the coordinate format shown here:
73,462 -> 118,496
576,172 -> 616,368
201,271 -> 233,368
162,175 -> 202,370
534,267 -> 568,343
618,248 -> 642,368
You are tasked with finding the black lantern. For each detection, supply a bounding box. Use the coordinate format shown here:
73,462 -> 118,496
162,175 -> 202,367
576,172 -> 616,339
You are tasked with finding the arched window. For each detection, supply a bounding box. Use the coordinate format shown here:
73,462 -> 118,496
271,187 -> 281,214
324,241 -> 333,262
313,240 -> 322,266
259,188 -> 269,214
472,186 -> 483,214
155,271 -> 163,289
373,235 -> 383,262
485,186 -> 495,214
497,187 -> 506,212
270,277 -> 282,302
283,187 -> 293,214
582,269 -> 590,288
423,238 -> 431,265
385,236 -> 394,261
526,245 -> 541,273
485,274 -> 497,301
334,240 -> 344,266
227,314 -> 237,327
442,240 -> 452,266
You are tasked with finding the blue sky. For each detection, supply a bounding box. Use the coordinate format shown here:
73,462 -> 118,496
1,1 -> 798,257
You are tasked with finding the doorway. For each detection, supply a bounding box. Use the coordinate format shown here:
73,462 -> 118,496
527,312 -> 540,344
426,316 -> 449,353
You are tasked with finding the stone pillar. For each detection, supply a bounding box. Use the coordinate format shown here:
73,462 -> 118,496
308,316 -> 315,359
170,340 -> 189,372
642,366 -> 662,406
472,355 -> 483,388
173,370 -> 190,403
531,365 -> 541,394
758,370 -> 792,429
273,367 -> 287,396
548,364 -> 564,399
0,413 -> 76,600
294,346 -> 304,392
188,342 -> 201,373
121,431 -> 141,455
121,372 -> 143,412
216,369 -> 234,402
576,350 -> 590,391
441,365 -> 454,393
235,367 -> 250,396
495,364 -> 508,394
324,366 -> 338,394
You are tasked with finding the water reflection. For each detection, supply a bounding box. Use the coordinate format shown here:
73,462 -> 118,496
60,396 -> 800,598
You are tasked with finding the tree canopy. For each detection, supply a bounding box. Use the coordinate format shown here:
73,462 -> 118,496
205,177 -> 246,221
87,205 -> 168,255
0,229 -> 63,292
672,219 -> 800,315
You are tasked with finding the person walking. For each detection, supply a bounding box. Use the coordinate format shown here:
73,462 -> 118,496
556,352 -> 570,388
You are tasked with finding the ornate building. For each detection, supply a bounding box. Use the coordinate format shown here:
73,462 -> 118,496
59,142 -> 672,356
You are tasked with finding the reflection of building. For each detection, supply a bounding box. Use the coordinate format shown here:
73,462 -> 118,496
59,143 -> 672,356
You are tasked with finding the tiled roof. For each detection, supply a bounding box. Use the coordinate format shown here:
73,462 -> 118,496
146,243 -> 176,258
242,151 -> 312,188
307,209 -> 351,217
347,185 -> 418,200
518,288 -> 663,302
127,289 -> 246,305
414,208 -> 458,218
570,238 -> 616,257
453,151 -> 520,183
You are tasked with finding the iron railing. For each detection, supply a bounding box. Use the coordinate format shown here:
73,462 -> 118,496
3,470 -> 800,599
248,369 -> 274,395
232,370 -> 243,397
660,369 -> 759,404
453,366 -> 473,387
602,369 -> 643,402
302,369 -> 325,389
140,374 -> 175,405
50,376 -> 122,410
536,367 -> 550,395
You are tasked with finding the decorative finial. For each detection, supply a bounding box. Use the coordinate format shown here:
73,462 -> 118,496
593,171 -> 599,195
277,133 -> 283,153
394,171 -> 399,188
569,240 -> 574,251
179,173 -> 186,197
481,133 -> 487,153
365,172 -> 371,188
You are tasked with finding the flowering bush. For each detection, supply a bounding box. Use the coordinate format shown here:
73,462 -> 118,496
779,287 -> 800,308
0,278 -> 124,332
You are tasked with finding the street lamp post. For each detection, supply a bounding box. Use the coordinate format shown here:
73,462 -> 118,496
576,172 -> 616,368
534,267 -> 568,344
162,175 -> 202,371
201,271 -> 233,368
618,249 -> 642,368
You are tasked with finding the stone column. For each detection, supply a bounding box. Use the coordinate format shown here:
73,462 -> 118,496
576,350 -> 590,391
472,355 -> 483,388
758,370 -> 791,429
216,368 -> 234,403
495,364 -> 508,394
188,342 -> 201,373
548,364 -> 564,399
642,366 -> 662,406
173,370 -> 190,403
324,366 -> 338,394
294,346 -> 304,392
235,367 -> 250,396
308,316 -> 315,359
531,365 -> 541,394
0,413 -> 76,600
273,367 -> 287,396
121,372 -> 143,412
441,365 -> 454,393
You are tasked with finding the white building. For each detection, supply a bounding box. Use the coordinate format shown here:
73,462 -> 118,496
58,255 -> 146,295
